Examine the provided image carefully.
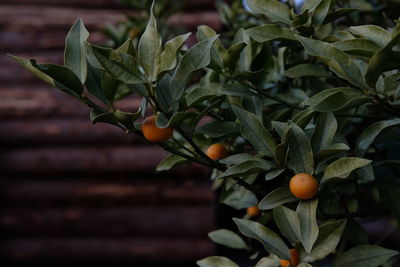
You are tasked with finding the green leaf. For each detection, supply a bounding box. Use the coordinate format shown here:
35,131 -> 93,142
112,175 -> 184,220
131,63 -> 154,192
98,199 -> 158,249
349,25 -> 391,47
323,8 -> 357,24
138,1 -> 162,83
356,118 -> 400,156
296,35 -> 366,88
9,56 -> 83,98
332,39 -> 381,57
255,255 -> 280,267
297,199 -> 319,253
233,218 -> 290,260
284,64 -> 328,78
233,28 -> 252,73
216,159 -> 274,180
197,256 -> 238,267
195,121 -> 239,138
155,73 -> 173,113
311,113 -> 337,152
265,169 -> 285,180
303,219 -> 346,262
315,143 -> 350,161
86,63 -> 109,104
156,154 -> 187,172
298,263 -> 312,267
302,87 -> 369,113
208,229 -> 248,250
159,33 -> 191,74
116,38 -> 135,56
321,157 -> 372,184
220,153 -> 260,165
196,25 -> 225,69
221,186 -> 258,209
64,18 -> 89,83
273,206 -> 301,246
333,245 -> 399,267
223,42 -> 247,71
247,0 -> 291,24
170,36 -> 218,100
259,187 -> 298,210
90,109 -> 118,125
287,122 -> 314,174
246,24 -> 296,42
232,106 -> 276,157
365,31 -> 400,88
89,45 -> 144,84
313,0 -> 332,25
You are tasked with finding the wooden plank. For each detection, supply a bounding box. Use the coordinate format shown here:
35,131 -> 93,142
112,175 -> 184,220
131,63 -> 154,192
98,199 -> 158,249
0,147 -> 208,175
0,180 -> 214,206
0,0 -> 216,10
0,119 -> 139,146
0,206 -> 215,237
0,238 -> 214,262
0,87 -> 140,119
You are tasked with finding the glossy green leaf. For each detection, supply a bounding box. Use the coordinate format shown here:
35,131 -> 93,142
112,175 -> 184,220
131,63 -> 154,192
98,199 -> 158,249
246,24 -> 296,42
313,0 -> 332,25
138,2 -> 162,83
259,187 -> 298,210
233,218 -> 290,260
159,33 -> 191,73
247,0 -> 291,24
323,8 -> 357,24
333,245 -> 399,267
223,42 -> 247,70
297,199 -> 319,253
195,121 -> 239,138
208,229 -> 248,250
321,157 -> 371,184
303,219 -> 346,262
349,25 -> 391,47
356,118 -> 400,156
156,154 -> 187,172
221,185 -> 258,209
332,39 -> 381,57
116,38 -> 135,56
311,113 -> 337,152
10,56 -> 83,98
196,25 -> 224,69
255,255 -> 280,267
287,122 -> 314,174
90,109 -> 118,125
284,64 -> 328,78
233,28 -> 252,73
232,106 -> 276,157
170,36 -> 218,100
296,35 -> 365,88
265,169 -> 285,180
302,87 -> 369,112
273,206 -> 301,245
197,256 -> 238,267
220,153 -> 260,165
89,45 -> 143,84
86,63 -> 109,104
64,18 -> 89,83
216,159 -> 274,180
315,143 -> 350,161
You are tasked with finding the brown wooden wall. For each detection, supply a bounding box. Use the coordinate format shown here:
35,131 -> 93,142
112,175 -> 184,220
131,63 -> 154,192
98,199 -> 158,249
0,1 -> 222,265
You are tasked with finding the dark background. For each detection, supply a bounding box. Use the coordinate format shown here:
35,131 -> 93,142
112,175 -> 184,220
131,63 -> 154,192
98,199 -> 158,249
0,0 -> 221,266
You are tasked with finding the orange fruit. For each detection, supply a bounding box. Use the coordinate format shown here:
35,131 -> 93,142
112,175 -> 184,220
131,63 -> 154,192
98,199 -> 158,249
280,259 -> 290,267
141,115 -> 173,142
289,248 -> 300,266
289,173 -> 318,200
247,206 -> 261,217
279,249 -> 299,267
206,144 -> 228,160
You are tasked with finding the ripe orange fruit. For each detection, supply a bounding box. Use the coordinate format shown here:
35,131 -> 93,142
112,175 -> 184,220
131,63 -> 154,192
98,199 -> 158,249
280,259 -> 290,267
141,115 -> 173,142
289,173 -> 318,200
206,144 -> 228,160
247,206 -> 261,217
279,249 -> 299,267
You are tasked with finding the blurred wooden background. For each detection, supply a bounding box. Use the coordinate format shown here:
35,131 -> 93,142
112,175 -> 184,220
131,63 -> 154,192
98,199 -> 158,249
0,0 -> 222,265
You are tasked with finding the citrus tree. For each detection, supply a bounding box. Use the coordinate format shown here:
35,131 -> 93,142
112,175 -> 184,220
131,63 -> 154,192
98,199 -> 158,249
9,0 -> 400,266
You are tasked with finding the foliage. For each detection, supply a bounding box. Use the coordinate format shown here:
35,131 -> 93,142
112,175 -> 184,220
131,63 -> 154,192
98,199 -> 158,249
8,0 -> 400,266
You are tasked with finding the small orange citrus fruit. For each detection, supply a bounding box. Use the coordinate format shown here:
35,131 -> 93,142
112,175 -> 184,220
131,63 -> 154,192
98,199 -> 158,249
206,144 -> 228,160
247,206 -> 261,217
289,173 -> 318,200
141,115 -> 173,142
279,248 -> 299,267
